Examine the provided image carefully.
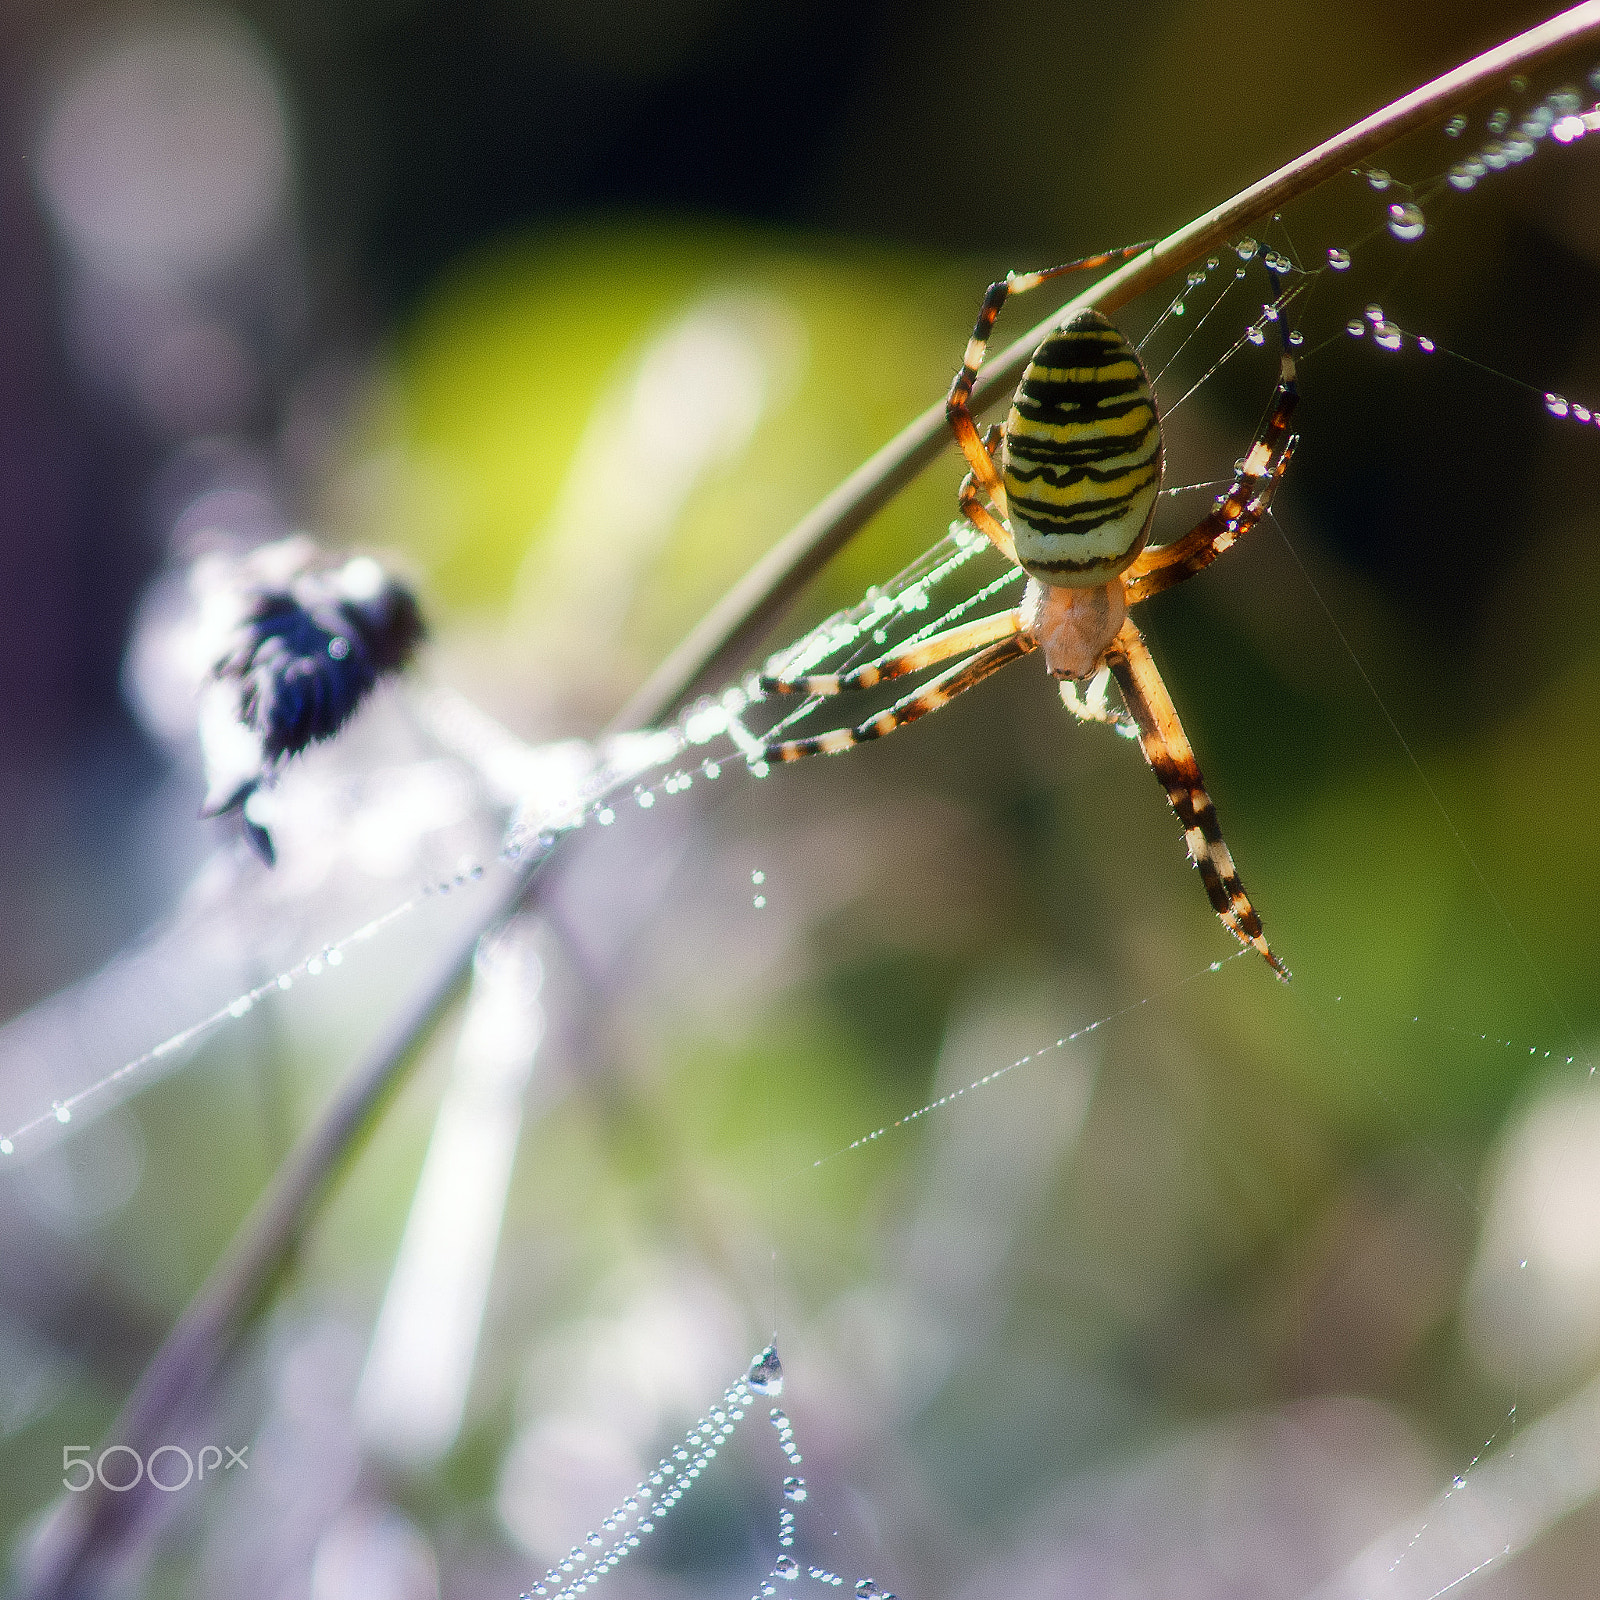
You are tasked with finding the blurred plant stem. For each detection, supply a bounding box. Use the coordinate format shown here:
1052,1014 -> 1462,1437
23,5 -> 1600,1595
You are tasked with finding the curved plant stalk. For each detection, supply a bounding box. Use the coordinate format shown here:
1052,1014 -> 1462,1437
24,6 -> 1600,1594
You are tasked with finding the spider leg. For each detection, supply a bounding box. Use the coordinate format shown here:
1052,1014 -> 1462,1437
959,470 -> 1018,565
946,244 -> 1153,512
1123,340 -> 1299,607
762,608 -> 1023,695
1103,618 -> 1288,979
765,632 -> 1038,761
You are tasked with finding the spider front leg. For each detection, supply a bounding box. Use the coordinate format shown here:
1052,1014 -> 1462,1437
764,631 -> 1037,760
1123,328 -> 1300,607
946,244 -> 1153,514
1103,618 -> 1288,979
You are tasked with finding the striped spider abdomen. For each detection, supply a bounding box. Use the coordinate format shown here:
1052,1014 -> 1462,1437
1003,309 -> 1162,588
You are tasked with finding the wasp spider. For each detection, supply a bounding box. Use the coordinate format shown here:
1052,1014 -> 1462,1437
763,247 -> 1298,978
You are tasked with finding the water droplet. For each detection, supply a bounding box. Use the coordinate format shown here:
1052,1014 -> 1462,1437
1345,318 -> 1366,337
783,1476 -> 807,1502
1373,321 -> 1403,351
751,759 -> 770,778
1448,162 -> 1479,189
1445,113 -> 1467,136
1264,249 -> 1292,274
230,996 -> 252,1018
597,807 -> 615,825
748,1345 -> 784,1395
752,895 -> 766,909
1172,300 -> 1185,317
638,1520 -> 654,1533
54,1103 -> 70,1124
1417,337 -> 1435,353
1245,326 -> 1265,346
1387,202 -> 1425,241
1287,330 -> 1304,347
1483,138 -> 1510,169
705,761 -> 721,780
776,1557 -> 800,1580
1234,266 -> 1246,280
586,1534 -> 603,1549
1547,393 -> 1570,417
752,870 -> 765,884
637,791 -> 655,809
856,1584 -> 882,1599
1574,404 -> 1593,423
1552,113 -> 1587,143
1365,168 -> 1391,190
277,974 -> 293,990
1327,246 -> 1351,270
1206,256 -> 1219,270
1510,74 -> 1527,93
0,1138 -> 13,1156
1234,236 -> 1258,260
1488,108 -> 1509,134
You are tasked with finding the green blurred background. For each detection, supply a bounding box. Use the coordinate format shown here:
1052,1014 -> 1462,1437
4,2 -> 1600,1597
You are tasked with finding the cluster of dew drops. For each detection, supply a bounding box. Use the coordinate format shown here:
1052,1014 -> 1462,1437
1337,65 -> 1600,433
520,1346 -> 898,1600
1347,66 -> 1600,253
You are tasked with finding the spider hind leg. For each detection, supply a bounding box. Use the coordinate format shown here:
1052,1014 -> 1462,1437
1105,619 -> 1288,980
764,632 -> 1037,761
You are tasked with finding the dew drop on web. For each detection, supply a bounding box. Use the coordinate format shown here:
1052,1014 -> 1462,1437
1387,201 -> 1425,241
748,1345 -> 784,1395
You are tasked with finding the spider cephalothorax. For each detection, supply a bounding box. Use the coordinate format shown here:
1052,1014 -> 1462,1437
762,247 -> 1298,977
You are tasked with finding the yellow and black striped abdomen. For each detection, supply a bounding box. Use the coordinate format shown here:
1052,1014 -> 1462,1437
1003,309 -> 1162,586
